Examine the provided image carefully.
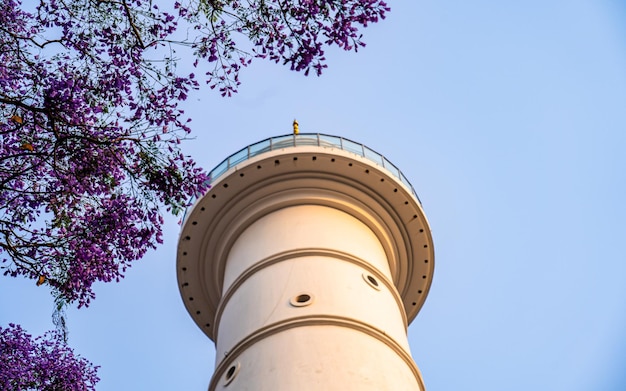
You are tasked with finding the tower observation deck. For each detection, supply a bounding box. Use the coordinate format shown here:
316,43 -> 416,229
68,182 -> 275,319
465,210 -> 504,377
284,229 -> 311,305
177,133 -> 434,390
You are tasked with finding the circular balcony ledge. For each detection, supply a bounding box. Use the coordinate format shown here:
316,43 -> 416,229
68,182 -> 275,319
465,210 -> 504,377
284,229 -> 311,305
177,135 -> 434,340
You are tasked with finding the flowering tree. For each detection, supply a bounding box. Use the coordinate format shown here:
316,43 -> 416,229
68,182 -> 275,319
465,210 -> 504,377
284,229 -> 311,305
0,324 -> 99,391
0,0 -> 388,387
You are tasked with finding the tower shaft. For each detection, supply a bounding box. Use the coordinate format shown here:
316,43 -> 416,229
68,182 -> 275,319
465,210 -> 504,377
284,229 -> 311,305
178,134 -> 434,390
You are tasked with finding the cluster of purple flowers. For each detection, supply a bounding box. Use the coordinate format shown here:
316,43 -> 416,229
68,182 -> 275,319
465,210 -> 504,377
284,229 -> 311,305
0,0 -> 210,308
186,0 -> 389,94
0,324 -> 99,390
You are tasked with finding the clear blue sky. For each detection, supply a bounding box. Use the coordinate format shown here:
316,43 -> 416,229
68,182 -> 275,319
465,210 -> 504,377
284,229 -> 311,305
2,1 -> 626,390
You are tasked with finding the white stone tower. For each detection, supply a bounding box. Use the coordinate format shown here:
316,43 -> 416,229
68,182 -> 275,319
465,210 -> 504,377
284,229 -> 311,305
177,133 -> 434,390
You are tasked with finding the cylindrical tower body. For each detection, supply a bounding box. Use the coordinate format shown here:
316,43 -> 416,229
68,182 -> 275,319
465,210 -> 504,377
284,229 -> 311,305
177,134 -> 434,390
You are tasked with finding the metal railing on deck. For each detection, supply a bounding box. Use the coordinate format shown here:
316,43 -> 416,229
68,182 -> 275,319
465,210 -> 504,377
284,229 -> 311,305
209,133 -> 418,197
184,133 -> 421,221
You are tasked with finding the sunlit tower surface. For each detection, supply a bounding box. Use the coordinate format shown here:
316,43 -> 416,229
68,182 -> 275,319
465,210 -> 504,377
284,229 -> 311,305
177,132 -> 434,390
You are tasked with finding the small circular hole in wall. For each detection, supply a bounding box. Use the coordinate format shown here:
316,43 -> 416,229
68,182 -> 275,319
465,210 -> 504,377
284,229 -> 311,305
312,156 -> 317,161
293,157 -> 298,161
290,293 -> 314,307
223,362 -> 240,386
296,294 -> 310,302
239,173 -> 244,177
362,273 -> 381,290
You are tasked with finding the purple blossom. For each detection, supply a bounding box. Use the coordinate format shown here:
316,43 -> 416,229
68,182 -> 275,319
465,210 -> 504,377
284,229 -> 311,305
0,324 -> 99,390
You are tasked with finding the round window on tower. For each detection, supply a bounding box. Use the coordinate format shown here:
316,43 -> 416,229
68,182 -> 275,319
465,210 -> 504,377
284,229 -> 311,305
362,273 -> 381,291
223,361 -> 240,386
290,293 -> 314,307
